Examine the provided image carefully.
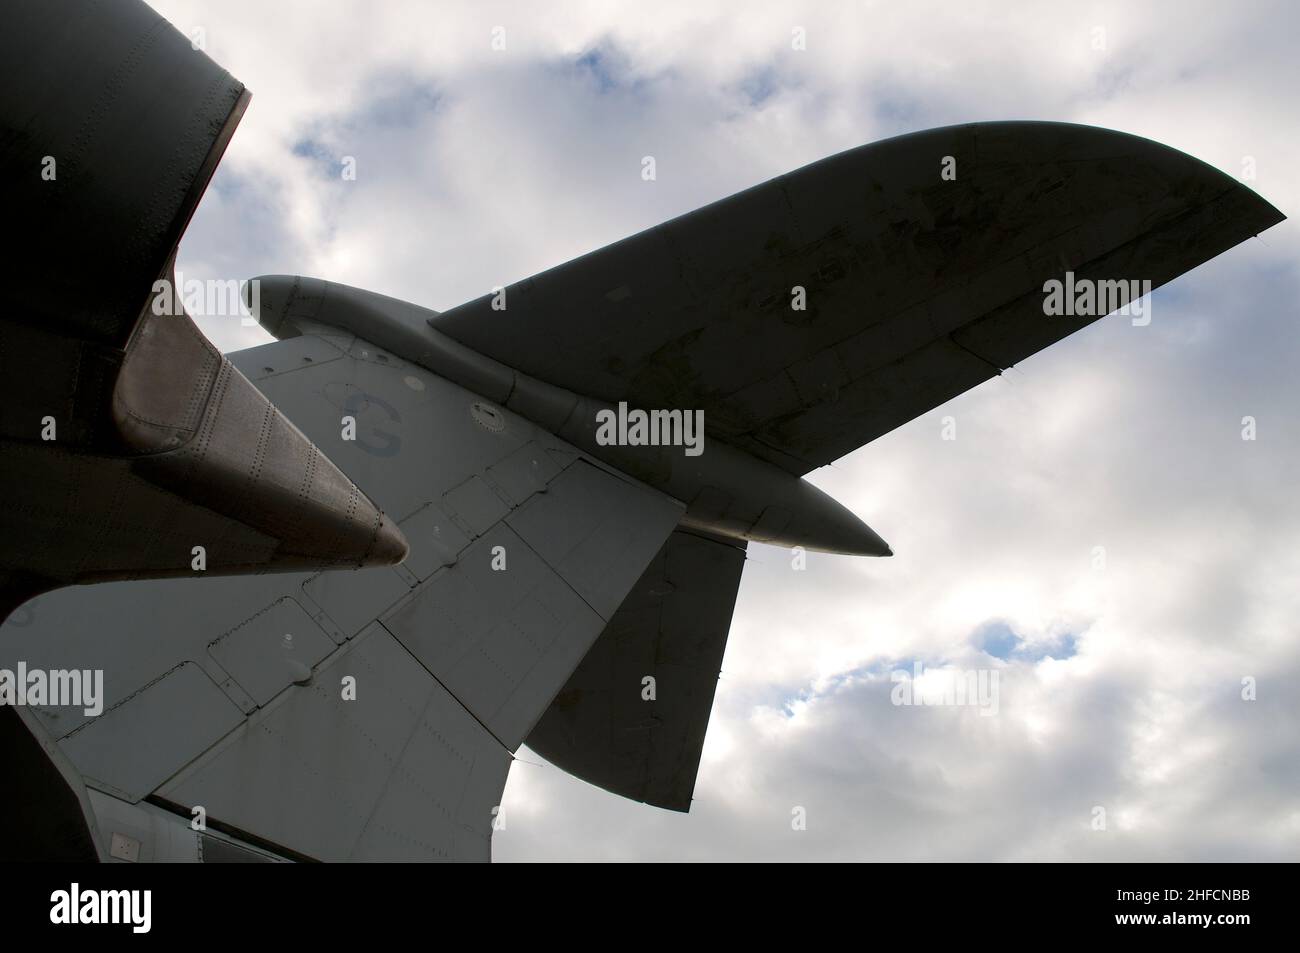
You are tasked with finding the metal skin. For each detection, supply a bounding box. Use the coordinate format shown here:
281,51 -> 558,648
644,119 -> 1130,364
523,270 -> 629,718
0,0 -> 409,861
0,0 -> 1285,863
251,276 -> 893,557
0,0 -> 408,621
434,122 -> 1286,477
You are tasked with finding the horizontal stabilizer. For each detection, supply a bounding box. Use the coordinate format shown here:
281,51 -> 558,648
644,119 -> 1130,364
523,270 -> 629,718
431,122 -> 1284,473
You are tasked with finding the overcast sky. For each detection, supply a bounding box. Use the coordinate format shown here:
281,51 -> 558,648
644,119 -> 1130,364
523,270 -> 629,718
156,0 -> 1298,860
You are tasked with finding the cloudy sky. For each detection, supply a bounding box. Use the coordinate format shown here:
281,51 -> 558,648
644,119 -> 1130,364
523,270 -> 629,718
156,0 -> 1298,860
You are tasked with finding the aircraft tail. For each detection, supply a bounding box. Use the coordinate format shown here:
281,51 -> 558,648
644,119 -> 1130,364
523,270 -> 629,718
3,318 -> 684,860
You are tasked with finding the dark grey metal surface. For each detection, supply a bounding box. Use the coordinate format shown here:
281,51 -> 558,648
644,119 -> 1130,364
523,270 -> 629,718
0,0 -> 408,622
431,122 -> 1285,475
5,330 -> 684,860
1,0 -> 241,343
0,706 -> 104,861
527,529 -> 748,811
